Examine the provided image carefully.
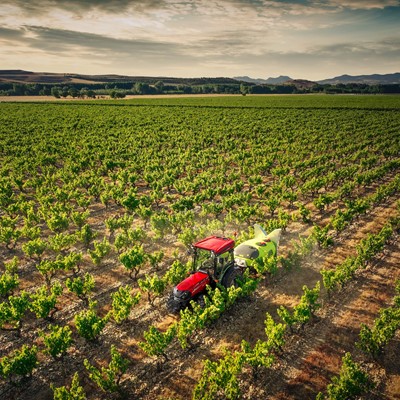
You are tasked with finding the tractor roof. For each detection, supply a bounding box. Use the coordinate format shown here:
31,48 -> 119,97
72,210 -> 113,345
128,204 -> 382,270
193,236 -> 235,255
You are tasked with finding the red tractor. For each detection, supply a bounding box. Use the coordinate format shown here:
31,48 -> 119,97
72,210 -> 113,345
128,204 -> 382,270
166,235 -> 243,314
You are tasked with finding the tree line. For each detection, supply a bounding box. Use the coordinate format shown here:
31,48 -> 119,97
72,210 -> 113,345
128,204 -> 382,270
1,81 -> 399,98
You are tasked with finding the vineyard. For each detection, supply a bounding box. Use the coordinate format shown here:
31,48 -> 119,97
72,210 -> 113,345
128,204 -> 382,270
0,94 -> 399,399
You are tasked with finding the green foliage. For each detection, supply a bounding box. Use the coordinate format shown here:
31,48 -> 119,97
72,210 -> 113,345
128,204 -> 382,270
29,282 -> 62,319
4,256 -> 19,274
0,270 -> 19,298
138,273 -> 166,306
88,237 -> 111,266
105,213 -> 134,236
40,324 -> 73,360
292,234 -> 317,257
356,287 -> 400,357
119,245 -> 146,280
277,282 -> 320,332
114,231 -> 131,253
0,217 -> 21,250
66,273 -> 95,303
331,209 -> 352,233
36,259 -> 62,287
356,222 -> 393,265
78,224 -> 96,248
62,251 -> 83,274
22,238 -> 47,261
46,212 -> 69,232
163,260 -> 191,285
49,233 -> 78,254
0,291 -> 29,332
241,339 -> 274,370
150,213 -> 170,239
193,351 -> 244,400
139,324 -> 177,361
74,301 -> 109,341
264,313 -> 286,352
318,353 -> 373,400
71,210 -> 90,229
294,282 -> 321,325
52,372 -> 87,400
313,193 -> 334,212
251,255 -> 278,276
0,344 -> 38,381
312,224 -> 334,248
296,202 -> 311,223
176,304 -> 203,349
147,250 -> 164,270
84,345 -> 129,393
264,195 -> 281,217
111,286 -> 141,324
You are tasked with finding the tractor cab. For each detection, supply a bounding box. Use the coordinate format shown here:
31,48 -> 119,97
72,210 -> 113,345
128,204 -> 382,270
191,236 -> 235,281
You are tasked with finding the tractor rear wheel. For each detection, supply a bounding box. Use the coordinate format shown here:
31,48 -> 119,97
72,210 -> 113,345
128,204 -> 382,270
221,267 -> 242,288
196,294 -> 206,308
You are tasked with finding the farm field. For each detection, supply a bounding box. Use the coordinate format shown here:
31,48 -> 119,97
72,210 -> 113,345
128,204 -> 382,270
0,94 -> 399,399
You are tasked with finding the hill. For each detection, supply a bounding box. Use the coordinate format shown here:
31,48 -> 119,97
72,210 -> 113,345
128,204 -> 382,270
234,75 -> 292,84
317,72 -> 400,85
0,70 -> 241,86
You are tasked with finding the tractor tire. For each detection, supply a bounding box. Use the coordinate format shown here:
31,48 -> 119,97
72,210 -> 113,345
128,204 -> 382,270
221,267 -> 242,288
166,292 -> 181,314
196,294 -> 206,309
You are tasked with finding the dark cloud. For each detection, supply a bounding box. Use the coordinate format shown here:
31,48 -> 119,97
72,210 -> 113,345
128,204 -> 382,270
0,26 -> 26,41
18,25 -> 190,61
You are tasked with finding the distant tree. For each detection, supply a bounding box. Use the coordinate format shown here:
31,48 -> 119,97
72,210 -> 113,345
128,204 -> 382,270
154,81 -> 164,93
12,83 -> 25,95
51,87 -> 60,98
86,89 -> 96,98
39,86 -> 50,96
110,90 -> 126,99
178,84 -> 192,94
79,88 -> 88,98
133,82 -> 150,95
69,87 -> 78,98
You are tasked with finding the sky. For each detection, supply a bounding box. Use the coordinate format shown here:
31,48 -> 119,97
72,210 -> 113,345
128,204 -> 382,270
0,0 -> 399,80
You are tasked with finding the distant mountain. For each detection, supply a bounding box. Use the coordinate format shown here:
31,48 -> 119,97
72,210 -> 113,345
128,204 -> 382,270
233,76 -> 267,84
234,75 -> 292,84
286,79 -> 317,89
264,75 -> 292,84
318,73 -> 400,85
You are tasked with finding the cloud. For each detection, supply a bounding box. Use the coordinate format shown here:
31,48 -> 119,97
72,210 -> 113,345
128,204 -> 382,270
306,37 -> 400,56
0,26 -> 25,41
326,0 -> 400,10
1,0 -> 165,15
18,25 -> 185,58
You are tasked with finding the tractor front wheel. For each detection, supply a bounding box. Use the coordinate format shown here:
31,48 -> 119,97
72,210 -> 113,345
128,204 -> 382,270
166,293 -> 181,314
